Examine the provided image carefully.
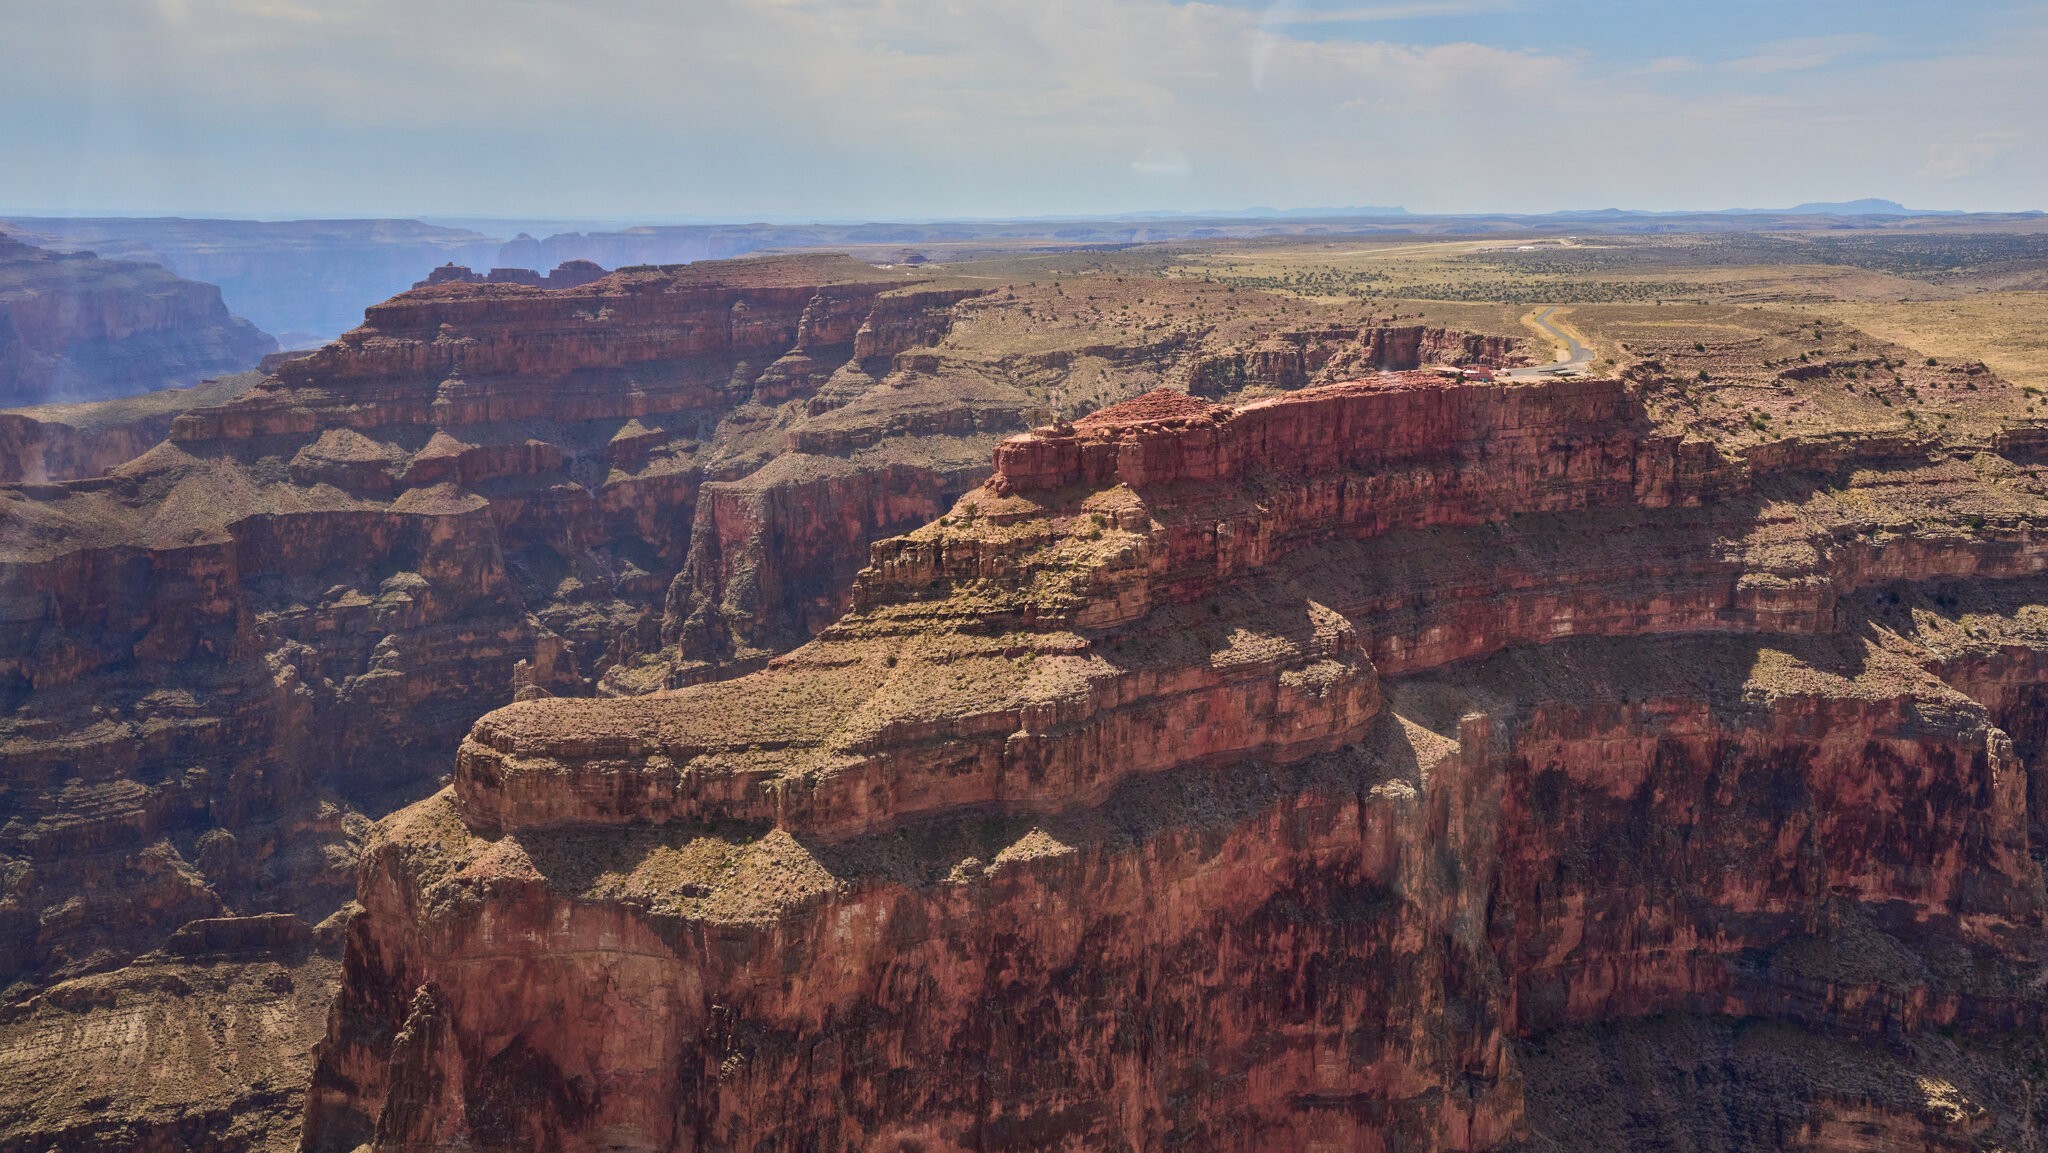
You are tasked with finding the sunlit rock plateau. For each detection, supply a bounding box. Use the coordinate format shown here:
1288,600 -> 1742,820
303,366 -> 2048,1152
0,254 -> 1523,1152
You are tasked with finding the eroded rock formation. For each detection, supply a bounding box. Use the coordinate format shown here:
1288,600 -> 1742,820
0,256 -> 1010,1151
1183,324 -> 1519,395
5,258 -> 1529,1152
0,257 -> 991,994
306,372 -> 2048,1151
414,261 -> 611,291
0,231 -> 274,406
0,370 -> 265,483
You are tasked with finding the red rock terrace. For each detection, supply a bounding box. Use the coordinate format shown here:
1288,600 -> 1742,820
306,370 -> 2048,1151
1,256 -> 1555,1153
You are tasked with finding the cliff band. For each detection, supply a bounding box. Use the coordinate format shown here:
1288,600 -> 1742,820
306,372 -> 2048,1151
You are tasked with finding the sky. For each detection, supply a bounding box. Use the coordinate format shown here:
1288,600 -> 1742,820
1,0 -> 2044,220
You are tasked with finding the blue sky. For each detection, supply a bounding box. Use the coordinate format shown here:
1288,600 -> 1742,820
1255,0 -> 1996,60
1,0 -> 2042,219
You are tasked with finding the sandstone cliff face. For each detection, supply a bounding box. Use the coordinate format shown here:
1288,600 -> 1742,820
11,259 -> 1519,1152
0,232 -> 275,406
0,257 -> 1040,1153
307,374 -> 2048,1151
0,258 -> 1003,997
0,370 -> 265,483
0,411 -> 164,483
1182,324 -> 1522,396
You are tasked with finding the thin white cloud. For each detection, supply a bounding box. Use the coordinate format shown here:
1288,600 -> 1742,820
1258,0 -> 1518,24
1132,145 -> 1194,177
1726,33 -> 1882,74
1920,131 -> 2024,180
1635,55 -> 1699,75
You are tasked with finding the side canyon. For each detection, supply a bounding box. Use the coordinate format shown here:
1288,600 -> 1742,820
307,353 -> 2048,1151
0,254 -> 1514,1151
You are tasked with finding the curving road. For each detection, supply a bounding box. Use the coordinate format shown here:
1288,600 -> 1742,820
1505,307 -> 1595,379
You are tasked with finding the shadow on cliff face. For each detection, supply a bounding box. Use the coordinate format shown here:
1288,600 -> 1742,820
1512,1011 -> 2048,1153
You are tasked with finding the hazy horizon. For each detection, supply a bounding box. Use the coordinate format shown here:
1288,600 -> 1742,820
0,200 -> 2035,228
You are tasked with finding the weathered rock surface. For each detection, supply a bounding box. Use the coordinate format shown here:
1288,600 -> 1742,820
307,368 -> 2048,1151
2,217 -> 503,349
2,258 -> 1533,1151
414,262 -> 611,291
0,370 -> 265,483
1183,323 -> 1520,395
0,231 -> 274,406
0,914 -> 338,1153
0,256 -> 991,995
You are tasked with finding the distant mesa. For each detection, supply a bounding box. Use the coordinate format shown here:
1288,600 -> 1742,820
0,229 -> 274,406
414,259 -> 610,290
1,216 -> 503,344
1542,199 -> 1976,219
1726,198 -> 1962,217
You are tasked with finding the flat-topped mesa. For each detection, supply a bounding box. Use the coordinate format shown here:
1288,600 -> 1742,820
413,259 -> 609,290
319,340 -> 2048,1150
166,257 -> 984,441
987,373 -> 1654,494
453,369 -> 2048,840
459,374 -> 1701,840
857,374 -> 1726,627
456,594 -> 1381,840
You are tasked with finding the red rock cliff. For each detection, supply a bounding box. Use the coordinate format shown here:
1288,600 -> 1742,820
0,257 -> 995,1030
306,373 -> 2048,1151
0,231 -> 274,406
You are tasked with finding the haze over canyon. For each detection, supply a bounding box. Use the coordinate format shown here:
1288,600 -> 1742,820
8,1 -> 2048,1150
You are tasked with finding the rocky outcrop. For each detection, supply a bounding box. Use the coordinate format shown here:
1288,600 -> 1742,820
0,371 -> 264,483
0,914 -> 340,1153
0,231 -> 274,406
3,217 -> 504,348
0,256 -> 1014,994
658,382 -> 1026,681
1183,323 -> 1522,396
306,369 -> 2048,1151
0,255 -> 1089,1153
413,261 -> 610,291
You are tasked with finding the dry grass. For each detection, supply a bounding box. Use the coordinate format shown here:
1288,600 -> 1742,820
1555,302 -> 2034,449
1809,294 -> 2048,393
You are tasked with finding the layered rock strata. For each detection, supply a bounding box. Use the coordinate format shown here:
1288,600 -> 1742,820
1183,324 -> 1520,395
2,262 -> 1539,1152
414,261 -> 610,291
0,914 -> 339,1153
0,257 -> 998,998
0,261 -> 968,1153
0,231 -> 274,406
0,370 -> 264,482
308,374 -> 2048,1151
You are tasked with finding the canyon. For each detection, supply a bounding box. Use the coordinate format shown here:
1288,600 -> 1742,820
302,355 -> 2048,1151
18,210 -> 2030,360
0,231 -> 274,406
0,370 -> 265,484
12,236 -> 2048,1150
0,254 -> 1514,1151
2,219 -> 502,349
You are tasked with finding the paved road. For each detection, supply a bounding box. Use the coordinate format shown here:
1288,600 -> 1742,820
1505,307 -> 1594,379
